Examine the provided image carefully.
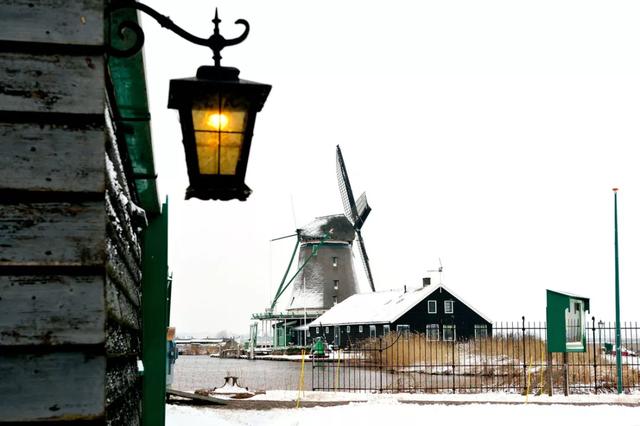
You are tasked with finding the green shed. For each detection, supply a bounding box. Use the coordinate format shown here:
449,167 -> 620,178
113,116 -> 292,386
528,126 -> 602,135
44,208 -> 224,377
546,290 -> 590,353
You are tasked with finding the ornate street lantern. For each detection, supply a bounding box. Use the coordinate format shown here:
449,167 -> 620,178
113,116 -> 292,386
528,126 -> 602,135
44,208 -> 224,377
110,3 -> 271,201
168,60 -> 270,201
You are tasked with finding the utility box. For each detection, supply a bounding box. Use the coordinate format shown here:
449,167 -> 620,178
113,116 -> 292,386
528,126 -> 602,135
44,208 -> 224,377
546,290 -> 590,353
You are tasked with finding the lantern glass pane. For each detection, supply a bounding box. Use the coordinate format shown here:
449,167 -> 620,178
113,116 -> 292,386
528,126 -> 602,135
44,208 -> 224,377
194,131 -> 244,175
191,95 -> 248,176
191,96 -> 248,132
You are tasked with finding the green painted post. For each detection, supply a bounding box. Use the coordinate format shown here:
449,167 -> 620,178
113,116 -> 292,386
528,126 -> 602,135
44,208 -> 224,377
613,188 -> 622,394
142,198 -> 169,425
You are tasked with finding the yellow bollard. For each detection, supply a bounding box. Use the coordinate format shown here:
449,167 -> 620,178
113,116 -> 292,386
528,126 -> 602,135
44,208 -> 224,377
296,349 -> 306,408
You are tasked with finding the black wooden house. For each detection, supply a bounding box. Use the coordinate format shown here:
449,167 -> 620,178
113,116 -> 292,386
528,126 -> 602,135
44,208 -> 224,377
306,283 -> 492,347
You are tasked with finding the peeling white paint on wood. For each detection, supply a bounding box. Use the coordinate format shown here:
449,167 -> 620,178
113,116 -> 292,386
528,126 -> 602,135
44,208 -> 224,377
0,352 -> 105,422
0,53 -> 104,114
0,0 -> 104,45
0,202 -> 105,266
0,275 -> 105,346
0,122 -> 105,193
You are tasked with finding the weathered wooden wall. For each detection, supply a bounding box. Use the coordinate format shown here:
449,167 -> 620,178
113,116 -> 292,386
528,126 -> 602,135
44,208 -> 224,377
104,101 -> 144,425
0,1 -> 144,423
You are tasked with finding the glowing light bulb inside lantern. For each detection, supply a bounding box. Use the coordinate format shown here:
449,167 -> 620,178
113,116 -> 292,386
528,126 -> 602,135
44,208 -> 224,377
207,113 -> 228,130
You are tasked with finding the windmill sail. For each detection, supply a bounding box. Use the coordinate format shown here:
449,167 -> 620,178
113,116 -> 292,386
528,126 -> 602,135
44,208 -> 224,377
336,145 -> 376,292
336,146 -> 358,226
355,192 -> 371,227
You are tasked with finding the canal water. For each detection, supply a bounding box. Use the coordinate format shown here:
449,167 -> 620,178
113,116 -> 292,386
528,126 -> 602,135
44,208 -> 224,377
171,356 -> 313,392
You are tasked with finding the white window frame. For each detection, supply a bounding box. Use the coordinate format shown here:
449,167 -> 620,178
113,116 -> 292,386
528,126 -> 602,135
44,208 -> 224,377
332,257 -> 338,267
427,300 -> 437,314
426,324 -> 439,341
315,327 -> 320,334
369,325 -> 377,338
444,300 -> 454,314
325,326 -> 329,334
346,325 -> 351,333
383,324 -> 391,336
443,325 -> 456,341
397,324 -> 410,336
333,280 -> 339,290
359,325 -> 363,333
474,324 -> 488,339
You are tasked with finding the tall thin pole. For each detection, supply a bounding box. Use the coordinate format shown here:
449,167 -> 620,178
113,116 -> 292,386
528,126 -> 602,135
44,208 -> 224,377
613,188 -> 623,394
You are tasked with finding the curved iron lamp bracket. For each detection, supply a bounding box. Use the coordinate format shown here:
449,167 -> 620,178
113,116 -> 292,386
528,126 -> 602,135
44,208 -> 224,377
108,1 -> 249,66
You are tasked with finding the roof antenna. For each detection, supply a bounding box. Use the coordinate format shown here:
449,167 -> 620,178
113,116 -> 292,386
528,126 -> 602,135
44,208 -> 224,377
426,258 -> 444,285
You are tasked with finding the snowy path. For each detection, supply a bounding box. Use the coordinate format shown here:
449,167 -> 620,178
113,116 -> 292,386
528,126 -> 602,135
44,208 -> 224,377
167,393 -> 640,426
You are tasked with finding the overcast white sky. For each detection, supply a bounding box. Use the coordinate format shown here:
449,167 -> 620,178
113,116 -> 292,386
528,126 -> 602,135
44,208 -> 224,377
141,1 -> 640,336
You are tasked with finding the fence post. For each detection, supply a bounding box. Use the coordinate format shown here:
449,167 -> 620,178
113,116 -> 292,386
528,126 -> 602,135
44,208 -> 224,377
522,316 -> 527,395
378,337 -> 383,393
452,339 -> 456,394
562,352 -> 569,396
591,317 -> 597,394
546,351 -> 553,396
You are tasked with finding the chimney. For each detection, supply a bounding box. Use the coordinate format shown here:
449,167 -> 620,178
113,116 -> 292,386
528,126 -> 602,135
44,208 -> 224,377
403,285 -> 407,293
422,277 -> 431,287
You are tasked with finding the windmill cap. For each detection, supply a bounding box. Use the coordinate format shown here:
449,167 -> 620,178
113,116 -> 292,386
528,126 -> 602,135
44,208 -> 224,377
299,215 -> 355,242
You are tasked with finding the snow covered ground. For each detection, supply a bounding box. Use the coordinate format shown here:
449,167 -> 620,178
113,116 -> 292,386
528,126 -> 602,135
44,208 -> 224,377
167,392 -> 640,426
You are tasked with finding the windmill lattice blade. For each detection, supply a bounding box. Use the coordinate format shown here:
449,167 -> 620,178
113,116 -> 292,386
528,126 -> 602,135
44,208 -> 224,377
355,230 -> 376,292
336,145 -> 358,226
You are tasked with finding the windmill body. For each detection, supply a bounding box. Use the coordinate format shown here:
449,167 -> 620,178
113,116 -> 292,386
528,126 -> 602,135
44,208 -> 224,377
287,215 -> 361,313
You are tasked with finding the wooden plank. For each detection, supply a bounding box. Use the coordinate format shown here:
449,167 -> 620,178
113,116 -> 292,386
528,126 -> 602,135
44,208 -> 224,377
106,191 -> 142,264
106,275 -> 140,331
0,122 -> 105,193
106,358 -> 139,409
0,53 -> 104,114
0,352 -> 105,422
107,383 -> 141,426
0,275 -> 105,346
106,236 -> 141,308
0,202 -> 105,267
166,389 -> 227,405
106,320 -> 140,356
0,0 -> 104,46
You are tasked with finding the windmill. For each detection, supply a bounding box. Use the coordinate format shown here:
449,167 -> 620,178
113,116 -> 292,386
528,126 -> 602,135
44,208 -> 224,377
336,145 -> 376,292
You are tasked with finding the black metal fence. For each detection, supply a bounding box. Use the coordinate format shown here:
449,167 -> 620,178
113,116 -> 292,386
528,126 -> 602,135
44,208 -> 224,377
311,318 -> 640,394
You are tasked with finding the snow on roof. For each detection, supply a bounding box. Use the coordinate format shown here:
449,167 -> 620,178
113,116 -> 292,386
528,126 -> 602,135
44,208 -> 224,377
309,286 -> 435,326
298,214 -> 355,242
308,284 -> 492,326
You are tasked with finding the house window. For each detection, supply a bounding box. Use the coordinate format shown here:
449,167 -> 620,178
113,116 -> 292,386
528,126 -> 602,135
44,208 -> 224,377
383,324 -> 390,335
369,325 -> 377,338
334,280 -> 339,290
346,325 -> 351,333
359,325 -> 363,333
474,324 -> 488,339
332,257 -> 338,267
333,296 -> 338,306
444,300 -> 454,314
397,324 -> 410,337
427,300 -> 437,314
306,330 -> 310,337
443,325 -> 456,341
426,324 -> 439,341
325,326 -> 329,334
